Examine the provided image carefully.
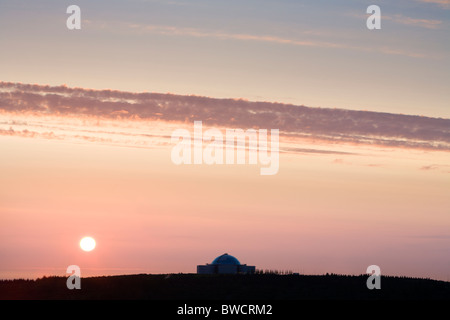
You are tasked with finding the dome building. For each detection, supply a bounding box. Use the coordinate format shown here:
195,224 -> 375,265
197,253 -> 255,274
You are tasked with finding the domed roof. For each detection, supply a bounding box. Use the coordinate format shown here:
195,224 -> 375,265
211,253 -> 241,265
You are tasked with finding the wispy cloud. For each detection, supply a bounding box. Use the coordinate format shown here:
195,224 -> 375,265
419,164 -> 450,171
420,164 -> 439,170
124,23 -> 428,58
128,23 -> 346,49
1,82 -> 449,151
385,14 -> 443,29
354,10 -> 445,30
416,0 -> 450,9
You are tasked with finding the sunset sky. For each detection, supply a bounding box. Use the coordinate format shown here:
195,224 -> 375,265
1,0 -> 449,281
1,0 -> 449,117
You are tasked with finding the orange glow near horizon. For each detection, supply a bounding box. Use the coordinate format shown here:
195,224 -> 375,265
1,113 -> 449,281
1,0 -> 449,284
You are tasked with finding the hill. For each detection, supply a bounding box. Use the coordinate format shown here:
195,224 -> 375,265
1,273 -> 450,300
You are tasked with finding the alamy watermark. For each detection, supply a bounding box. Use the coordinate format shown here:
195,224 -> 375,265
66,5 -> 81,30
366,265 -> 381,289
367,5 -> 381,30
171,121 -> 279,175
66,265 -> 81,289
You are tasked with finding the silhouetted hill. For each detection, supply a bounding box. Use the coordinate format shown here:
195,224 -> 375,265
1,274 -> 449,300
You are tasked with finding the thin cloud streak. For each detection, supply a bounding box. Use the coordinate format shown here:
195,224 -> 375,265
1,82 -> 449,151
384,14 -> 443,29
124,23 -> 428,58
417,0 -> 450,9
129,24 -> 344,49
352,11 -> 445,30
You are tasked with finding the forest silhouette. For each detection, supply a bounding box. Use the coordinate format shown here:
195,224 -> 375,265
1,273 -> 449,300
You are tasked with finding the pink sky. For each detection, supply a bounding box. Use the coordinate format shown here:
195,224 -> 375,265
1,0 -> 449,283
1,107 -> 449,281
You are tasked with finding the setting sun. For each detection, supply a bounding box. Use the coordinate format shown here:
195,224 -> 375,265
80,237 -> 96,252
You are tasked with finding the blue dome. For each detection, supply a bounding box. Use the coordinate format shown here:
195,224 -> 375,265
211,253 -> 240,265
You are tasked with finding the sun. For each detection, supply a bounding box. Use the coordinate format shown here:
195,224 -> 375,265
80,237 -> 96,252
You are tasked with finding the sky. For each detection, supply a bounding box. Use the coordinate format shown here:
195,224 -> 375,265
0,0 -> 450,282
0,0 -> 449,117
